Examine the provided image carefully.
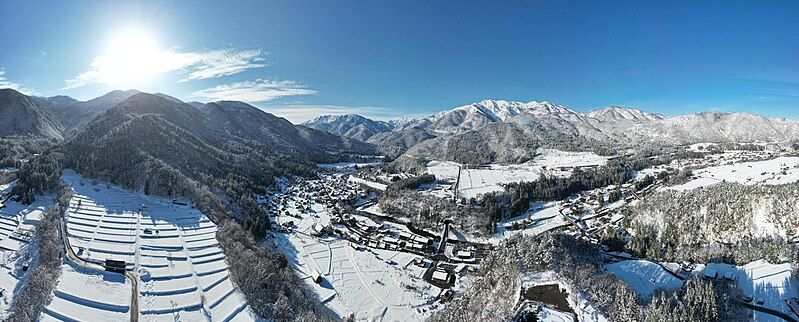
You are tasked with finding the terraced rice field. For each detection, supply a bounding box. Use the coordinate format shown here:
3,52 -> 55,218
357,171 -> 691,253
40,263 -> 132,321
40,170 -> 258,321
0,190 -> 47,318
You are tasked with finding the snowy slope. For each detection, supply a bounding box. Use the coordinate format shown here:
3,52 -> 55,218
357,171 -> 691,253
55,170 -> 260,321
0,190 -> 50,318
625,112 -> 799,143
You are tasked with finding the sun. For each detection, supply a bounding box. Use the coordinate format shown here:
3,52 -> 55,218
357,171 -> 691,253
94,29 -> 165,86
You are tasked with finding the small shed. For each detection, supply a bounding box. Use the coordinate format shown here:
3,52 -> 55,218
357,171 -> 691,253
105,259 -> 127,274
311,270 -> 323,283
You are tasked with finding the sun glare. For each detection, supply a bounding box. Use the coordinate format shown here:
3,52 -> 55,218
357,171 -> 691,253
94,29 -> 168,86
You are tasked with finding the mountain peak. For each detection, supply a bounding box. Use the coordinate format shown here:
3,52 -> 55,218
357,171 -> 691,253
0,87 -> 25,97
303,113 -> 393,141
587,106 -> 663,122
306,113 -> 370,124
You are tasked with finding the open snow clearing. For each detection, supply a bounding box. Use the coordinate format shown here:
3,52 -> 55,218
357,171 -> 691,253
426,149 -> 610,200
666,156 -> 799,191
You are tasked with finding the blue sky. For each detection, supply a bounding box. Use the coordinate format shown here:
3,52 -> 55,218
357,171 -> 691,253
1,0 -> 798,122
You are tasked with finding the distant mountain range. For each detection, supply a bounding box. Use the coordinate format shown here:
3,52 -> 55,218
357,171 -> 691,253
5,87 -> 799,169
303,100 -> 665,143
303,99 -> 799,163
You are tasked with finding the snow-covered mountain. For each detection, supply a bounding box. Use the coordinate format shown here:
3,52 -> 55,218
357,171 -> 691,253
0,88 -> 64,140
587,106 -> 664,123
401,99 -> 593,135
303,97 -> 799,162
625,112 -> 799,143
303,114 -> 393,141
306,100 -> 663,157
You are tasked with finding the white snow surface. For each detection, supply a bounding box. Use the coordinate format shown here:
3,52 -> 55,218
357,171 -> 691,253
0,184 -> 49,318
604,260 -> 684,298
667,156 -> 799,191
51,170 -> 260,321
274,190 -> 442,321
532,149 -> 609,169
41,263 -> 131,321
698,260 -> 796,322
537,306 -> 575,322
348,176 -> 388,191
426,149 -> 609,199
492,204 -> 567,243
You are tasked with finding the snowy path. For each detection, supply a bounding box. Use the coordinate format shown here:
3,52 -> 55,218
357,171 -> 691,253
55,196 -> 140,321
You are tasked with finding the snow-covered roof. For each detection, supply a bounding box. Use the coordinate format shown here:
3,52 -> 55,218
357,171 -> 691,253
432,271 -> 450,281
456,250 -> 472,258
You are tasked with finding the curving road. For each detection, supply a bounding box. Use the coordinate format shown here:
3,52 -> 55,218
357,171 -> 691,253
58,209 -> 139,322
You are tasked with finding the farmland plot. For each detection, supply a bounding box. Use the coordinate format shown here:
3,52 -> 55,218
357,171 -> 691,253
40,263 -> 131,321
45,170 -> 259,321
667,156 -> 799,191
426,149 -> 610,200
0,187 -> 48,318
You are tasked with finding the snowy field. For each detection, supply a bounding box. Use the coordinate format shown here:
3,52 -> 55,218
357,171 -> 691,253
426,161 -> 542,200
537,307 -> 574,322
491,204 -> 568,243
532,149 -> 609,169
667,157 -> 799,191
427,149 -> 609,199
348,176 -> 388,191
41,263 -> 131,321
0,182 -> 48,318
274,191 -> 442,321
52,170 -> 259,321
698,260 -> 796,321
604,260 -> 683,298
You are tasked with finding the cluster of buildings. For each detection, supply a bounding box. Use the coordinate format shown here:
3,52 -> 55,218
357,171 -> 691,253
264,172 -> 492,297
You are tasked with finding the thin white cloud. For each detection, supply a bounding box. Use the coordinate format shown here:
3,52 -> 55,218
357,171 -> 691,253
64,48 -> 266,89
192,79 -> 317,102
750,88 -> 799,102
264,104 -> 407,123
181,49 -> 266,82
0,69 -> 35,95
